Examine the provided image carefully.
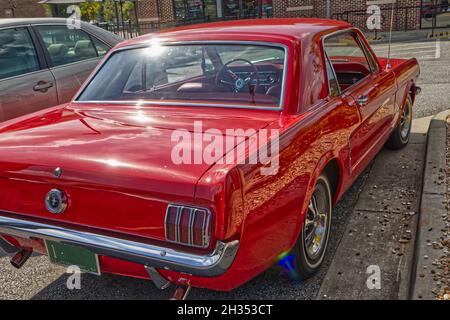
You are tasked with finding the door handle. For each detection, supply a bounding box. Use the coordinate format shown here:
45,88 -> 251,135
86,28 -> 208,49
357,94 -> 369,106
33,81 -> 53,93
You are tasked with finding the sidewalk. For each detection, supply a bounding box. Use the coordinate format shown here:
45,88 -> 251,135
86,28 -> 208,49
412,109 -> 450,300
317,116 -> 431,300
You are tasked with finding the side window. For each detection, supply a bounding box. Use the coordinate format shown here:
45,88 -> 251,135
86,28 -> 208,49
91,37 -> 110,57
324,53 -> 340,97
0,28 -> 40,80
36,26 -> 98,67
324,32 -> 372,91
357,35 -> 379,73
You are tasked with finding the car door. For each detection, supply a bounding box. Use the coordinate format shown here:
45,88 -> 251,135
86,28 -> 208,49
33,25 -> 110,103
324,30 -> 396,177
0,26 -> 58,123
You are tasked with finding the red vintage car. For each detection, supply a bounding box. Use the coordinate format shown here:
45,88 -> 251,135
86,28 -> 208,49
0,19 -> 419,298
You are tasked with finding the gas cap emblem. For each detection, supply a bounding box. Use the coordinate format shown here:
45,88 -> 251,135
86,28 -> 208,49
54,167 -> 62,178
45,189 -> 68,214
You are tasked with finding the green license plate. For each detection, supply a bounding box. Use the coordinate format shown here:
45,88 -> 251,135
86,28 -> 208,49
45,240 -> 100,275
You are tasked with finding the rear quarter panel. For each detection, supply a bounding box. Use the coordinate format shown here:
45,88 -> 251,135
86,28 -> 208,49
380,57 -> 420,117
188,98 -> 359,291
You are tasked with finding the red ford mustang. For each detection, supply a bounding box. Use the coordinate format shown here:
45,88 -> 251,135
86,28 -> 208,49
0,19 -> 419,298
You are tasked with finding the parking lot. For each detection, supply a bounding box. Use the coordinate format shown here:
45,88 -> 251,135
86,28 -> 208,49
0,38 -> 449,300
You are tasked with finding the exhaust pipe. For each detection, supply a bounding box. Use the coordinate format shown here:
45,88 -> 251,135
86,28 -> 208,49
10,248 -> 33,269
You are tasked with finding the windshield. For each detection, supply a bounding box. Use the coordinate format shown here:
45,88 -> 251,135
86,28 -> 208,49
76,43 -> 286,108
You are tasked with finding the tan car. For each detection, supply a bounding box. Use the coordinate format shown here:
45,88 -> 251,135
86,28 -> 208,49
0,18 -> 122,122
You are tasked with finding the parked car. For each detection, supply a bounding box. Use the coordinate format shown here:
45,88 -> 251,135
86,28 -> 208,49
0,18 -> 121,122
0,19 -> 419,298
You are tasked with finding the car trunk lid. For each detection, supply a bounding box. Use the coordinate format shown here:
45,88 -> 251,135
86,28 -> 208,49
0,103 -> 278,241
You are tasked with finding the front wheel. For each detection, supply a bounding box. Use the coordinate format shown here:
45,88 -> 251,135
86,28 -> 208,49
293,174 -> 332,279
386,95 -> 413,150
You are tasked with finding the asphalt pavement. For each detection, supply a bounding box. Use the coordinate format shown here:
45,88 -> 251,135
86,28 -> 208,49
371,38 -> 450,118
0,38 -> 448,300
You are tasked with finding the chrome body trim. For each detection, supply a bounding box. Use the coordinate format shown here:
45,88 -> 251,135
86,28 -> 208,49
164,204 -> 212,248
73,40 -> 289,111
0,214 -> 239,277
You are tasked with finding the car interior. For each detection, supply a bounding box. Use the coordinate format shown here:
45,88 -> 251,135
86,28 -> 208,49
324,32 -> 375,92
0,29 -> 40,80
79,45 -> 288,107
38,28 -> 98,66
121,61 -> 284,106
329,58 -> 372,91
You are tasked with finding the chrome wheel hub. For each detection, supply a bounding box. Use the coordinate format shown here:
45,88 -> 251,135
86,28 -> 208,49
304,190 -> 328,260
400,101 -> 412,141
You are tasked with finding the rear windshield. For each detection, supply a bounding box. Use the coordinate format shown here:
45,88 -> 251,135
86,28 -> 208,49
76,43 -> 286,108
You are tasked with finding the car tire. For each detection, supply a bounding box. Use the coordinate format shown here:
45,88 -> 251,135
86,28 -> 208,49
386,95 -> 413,150
293,174 -> 332,279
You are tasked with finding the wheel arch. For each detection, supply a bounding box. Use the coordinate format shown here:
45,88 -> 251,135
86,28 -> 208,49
322,158 -> 342,205
291,153 -> 344,247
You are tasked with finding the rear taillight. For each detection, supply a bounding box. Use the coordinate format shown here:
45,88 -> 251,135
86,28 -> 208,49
165,204 -> 212,248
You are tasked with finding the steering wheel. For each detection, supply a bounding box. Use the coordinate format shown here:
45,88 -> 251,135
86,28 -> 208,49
215,59 -> 259,94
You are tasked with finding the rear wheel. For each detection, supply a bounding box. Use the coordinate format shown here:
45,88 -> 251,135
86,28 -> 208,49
293,174 -> 332,279
386,95 -> 413,150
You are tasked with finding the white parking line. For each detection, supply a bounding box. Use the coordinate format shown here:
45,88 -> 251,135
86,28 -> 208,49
435,39 -> 441,59
372,40 -> 441,61
374,41 -> 435,48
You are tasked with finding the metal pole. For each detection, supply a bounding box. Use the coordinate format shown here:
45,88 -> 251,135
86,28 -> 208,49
120,0 -> 125,38
134,0 -> 140,35
114,1 -> 120,25
258,0 -> 263,18
326,0 -> 331,19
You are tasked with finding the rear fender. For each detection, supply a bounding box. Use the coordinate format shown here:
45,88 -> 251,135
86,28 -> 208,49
288,151 -> 344,249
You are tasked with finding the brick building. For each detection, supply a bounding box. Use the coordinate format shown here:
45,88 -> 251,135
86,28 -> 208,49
137,0 -> 435,31
0,0 -> 47,18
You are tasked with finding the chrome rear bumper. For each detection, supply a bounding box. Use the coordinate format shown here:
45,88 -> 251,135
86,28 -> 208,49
0,214 -> 239,277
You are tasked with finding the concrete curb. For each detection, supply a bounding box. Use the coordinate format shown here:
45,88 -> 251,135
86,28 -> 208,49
411,109 -> 450,300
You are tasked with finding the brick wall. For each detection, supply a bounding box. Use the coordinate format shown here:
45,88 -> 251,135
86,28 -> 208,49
272,0 -> 422,31
138,0 -> 159,21
138,0 -> 175,22
0,0 -> 47,18
136,0 -> 424,31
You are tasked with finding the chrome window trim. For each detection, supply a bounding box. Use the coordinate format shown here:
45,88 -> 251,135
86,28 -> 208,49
323,50 -> 341,98
322,28 -> 375,95
73,40 -> 289,111
74,100 -> 283,111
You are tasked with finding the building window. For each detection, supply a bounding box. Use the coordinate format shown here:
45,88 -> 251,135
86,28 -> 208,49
222,0 -> 272,18
172,0 -> 273,22
174,0 -> 205,20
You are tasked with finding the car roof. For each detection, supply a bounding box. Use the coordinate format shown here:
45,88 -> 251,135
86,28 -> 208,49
0,18 -> 122,46
0,18 -> 71,27
117,18 -> 352,48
